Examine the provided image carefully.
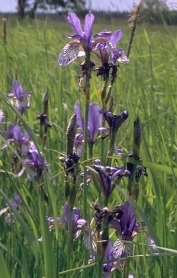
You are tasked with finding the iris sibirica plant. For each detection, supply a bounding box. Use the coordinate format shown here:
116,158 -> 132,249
0,8 -> 159,278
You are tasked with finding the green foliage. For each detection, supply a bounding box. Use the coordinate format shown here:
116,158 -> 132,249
0,16 -> 177,277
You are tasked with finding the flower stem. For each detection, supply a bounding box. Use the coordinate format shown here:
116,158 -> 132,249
97,259 -> 103,278
107,130 -> 117,166
83,52 -> 91,276
67,204 -> 73,277
101,78 -> 109,109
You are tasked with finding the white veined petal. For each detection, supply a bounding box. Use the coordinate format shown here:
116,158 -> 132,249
118,51 -> 129,64
83,231 -> 97,256
144,232 -> 158,253
112,238 -> 124,258
106,42 -> 114,60
73,143 -> 84,157
58,43 -> 80,67
112,239 -> 133,269
0,207 -> 9,216
103,272 -> 112,278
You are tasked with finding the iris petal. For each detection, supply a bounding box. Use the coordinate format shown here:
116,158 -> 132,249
84,12 -> 95,42
67,13 -> 83,36
109,29 -> 123,45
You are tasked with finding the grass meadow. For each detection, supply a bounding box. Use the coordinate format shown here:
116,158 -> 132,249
0,14 -> 177,278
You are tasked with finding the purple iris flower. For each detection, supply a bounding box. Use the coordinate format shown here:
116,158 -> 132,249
58,12 -> 95,66
1,124 -> 30,156
74,102 -> 102,144
6,193 -> 21,211
93,165 -> 130,197
47,202 -> 87,239
58,12 -> 111,67
94,29 -> 129,65
110,201 -> 136,239
13,125 -> 30,156
0,193 -> 21,226
100,109 -> 128,133
102,239 -> 131,276
7,80 -> 31,114
24,143 -> 49,181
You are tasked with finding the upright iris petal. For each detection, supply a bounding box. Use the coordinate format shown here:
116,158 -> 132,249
88,103 -> 102,142
74,102 -> 102,144
83,12 -> 95,45
109,29 -> 123,45
67,13 -> 83,37
120,202 -> 136,238
74,102 -> 84,130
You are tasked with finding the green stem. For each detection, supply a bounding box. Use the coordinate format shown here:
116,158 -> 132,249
88,143 -> 93,159
107,130 -> 117,166
105,84 -> 112,106
83,52 -> 91,277
67,205 -> 73,277
97,259 -> 103,278
83,52 -> 91,220
122,259 -> 129,278
83,100 -> 89,218
101,78 -> 109,109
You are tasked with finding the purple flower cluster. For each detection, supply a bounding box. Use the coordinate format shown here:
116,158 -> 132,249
1,123 -> 48,181
58,12 -> 129,67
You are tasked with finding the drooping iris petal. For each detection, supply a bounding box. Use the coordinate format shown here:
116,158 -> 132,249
73,133 -> 84,157
144,232 -> 158,253
67,12 -> 83,36
58,42 -> 80,67
112,238 -> 133,268
117,50 -> 129,64
84,12 -> 95,43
